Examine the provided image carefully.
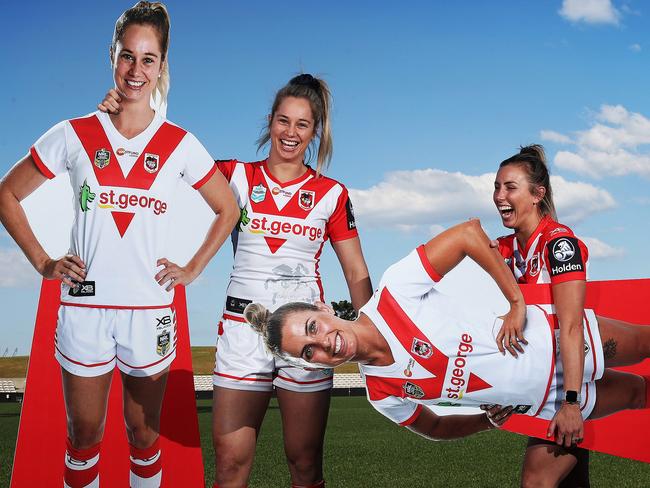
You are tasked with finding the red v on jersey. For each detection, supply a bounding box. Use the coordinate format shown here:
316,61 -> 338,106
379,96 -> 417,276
369,287 -> 492,401
248,166 -> 339,254
466,372 -> 492,393
69,115 -> 186,237
374,287 -> 448,400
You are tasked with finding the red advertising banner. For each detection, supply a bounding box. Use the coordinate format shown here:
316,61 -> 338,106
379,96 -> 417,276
503,279 -> 650,463
11,279 -> 205,486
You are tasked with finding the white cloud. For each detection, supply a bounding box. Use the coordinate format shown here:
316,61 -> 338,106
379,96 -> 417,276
541,130 -> 573,144
559,0 -> 620,25
547,105 -> 650,178
0,248 -> 39,287
581,236 -> 625,259
349,170 -> 615,229
629,43 -> 641,52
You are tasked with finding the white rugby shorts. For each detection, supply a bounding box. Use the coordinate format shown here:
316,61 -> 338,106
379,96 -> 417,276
536,308 -> 605,420
213,317 -> 333,393
54,305 -> 177,377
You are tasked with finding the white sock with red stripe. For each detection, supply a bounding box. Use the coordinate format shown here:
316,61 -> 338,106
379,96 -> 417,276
64,438 -> 101,488
129,438 -> 162,487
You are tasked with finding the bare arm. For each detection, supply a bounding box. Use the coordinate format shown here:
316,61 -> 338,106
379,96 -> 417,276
547,279 -> 586,446
331,237 -> 373,311
0,156 -> 85,286
155,168 -> 239,290
407,404 -> 513,441
422,220 -> 526,353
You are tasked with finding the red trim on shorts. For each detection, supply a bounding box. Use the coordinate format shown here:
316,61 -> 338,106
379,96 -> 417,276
275,374 -> 333,385
222,313 -> 246,323
532,304 -> 557,418
213,371 -> 273,382
117,347 -> 176,370
399,404 -> 423,426
192,163 -> 218,189
56,345 -> 116,368
416,245 -> 443,282
584,311 -> 598,382
581,383 -> 589,412
60,301 -> 173,310
30,147 -> 55,179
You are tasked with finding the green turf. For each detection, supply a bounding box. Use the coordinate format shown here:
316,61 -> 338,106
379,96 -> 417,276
0,403 -> 21,488
2,398 -> 649,487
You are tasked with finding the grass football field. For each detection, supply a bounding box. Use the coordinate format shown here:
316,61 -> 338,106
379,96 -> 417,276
2,398 -> 649,487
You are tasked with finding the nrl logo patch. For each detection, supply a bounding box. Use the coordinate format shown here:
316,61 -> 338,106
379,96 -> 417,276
298,190 -> 315,210
144,153 -> 160,173
411,338 -> 433,359
251,184 -> 267,203
156,330 -> 171,357
94,148 -> 111,169
403,381 -> 425,399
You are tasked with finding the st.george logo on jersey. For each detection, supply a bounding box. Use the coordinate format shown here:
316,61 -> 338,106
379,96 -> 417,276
298,190 -> 315,210
411,338 -> 433,359
94,148 -> 111,169
144,153 -> 160,173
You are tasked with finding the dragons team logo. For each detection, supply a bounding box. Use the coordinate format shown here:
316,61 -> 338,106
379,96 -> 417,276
78,180 -> 95,212
251,184 -> 267,203
298,190 -> 315,210
403,381 -> 425,399
411,338 -> 433,359
94,148 -> 111,169
144,153 -> 160,173
529,254 -> 540,276
552,238 -> 575,262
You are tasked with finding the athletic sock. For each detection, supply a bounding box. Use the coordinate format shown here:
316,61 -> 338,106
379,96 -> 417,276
129,438 -> 162,488
291,481 -> 325,488
64,438 -> 101,488
643,375 -> 650,409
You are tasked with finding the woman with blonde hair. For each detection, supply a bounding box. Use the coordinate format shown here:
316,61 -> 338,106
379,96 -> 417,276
0,3 -> 238,486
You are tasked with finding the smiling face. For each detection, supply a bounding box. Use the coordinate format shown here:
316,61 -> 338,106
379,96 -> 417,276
493,164 -> 544,233
280,309 -> 360,368
111,23 -> 163,105
268,96 -> 316,166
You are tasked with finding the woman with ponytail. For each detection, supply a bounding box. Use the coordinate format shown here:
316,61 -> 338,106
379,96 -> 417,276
100,71 -> 372,488
210,75 -> 372,488
0,3 -> 238,486
493,145 -> 592,487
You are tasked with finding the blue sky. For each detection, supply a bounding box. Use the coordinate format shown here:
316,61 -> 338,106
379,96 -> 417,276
1,1 -> 649,354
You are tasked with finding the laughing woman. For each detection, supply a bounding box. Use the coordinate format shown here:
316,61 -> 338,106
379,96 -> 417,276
494,145 -> 592,487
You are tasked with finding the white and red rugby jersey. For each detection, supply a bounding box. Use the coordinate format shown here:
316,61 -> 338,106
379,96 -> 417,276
358,247 -> 559,426
497,215 -> 589,285
31,111 -> 217,308
216,160 -> 357,318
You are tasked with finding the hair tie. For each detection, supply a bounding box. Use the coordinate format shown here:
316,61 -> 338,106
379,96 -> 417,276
290,73 -> 320,90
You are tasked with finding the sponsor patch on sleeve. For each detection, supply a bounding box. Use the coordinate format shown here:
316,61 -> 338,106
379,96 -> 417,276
547,236 -> 584,277
345,197 -> 356,230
